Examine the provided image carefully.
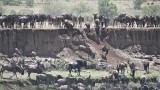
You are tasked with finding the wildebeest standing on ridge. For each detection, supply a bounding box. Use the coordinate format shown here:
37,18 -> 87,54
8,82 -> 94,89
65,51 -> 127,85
68,59 -> 87,76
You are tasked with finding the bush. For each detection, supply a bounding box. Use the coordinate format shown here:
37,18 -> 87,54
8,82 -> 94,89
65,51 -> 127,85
2,0 -> 21,6
18,9 -> 33,15
43,1 -> 69,16
26,0 -> 34,7
72,2 -> 93,16
98,0 -> 117,17
133,0 -> 145,10
142,5 -> 160,15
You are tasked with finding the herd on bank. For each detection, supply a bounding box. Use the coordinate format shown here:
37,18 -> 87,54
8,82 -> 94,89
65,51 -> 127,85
0,13 -> 160,29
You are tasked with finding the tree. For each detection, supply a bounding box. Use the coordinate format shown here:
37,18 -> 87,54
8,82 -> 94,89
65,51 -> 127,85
142,5 -> 160,16
133,0 -> 145,10
98,0 -> 117,17
26,0 -> 34,7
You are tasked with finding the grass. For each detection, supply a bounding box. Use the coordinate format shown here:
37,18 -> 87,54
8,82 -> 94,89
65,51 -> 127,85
0,69 -> 159,89
1,69 -> 160,80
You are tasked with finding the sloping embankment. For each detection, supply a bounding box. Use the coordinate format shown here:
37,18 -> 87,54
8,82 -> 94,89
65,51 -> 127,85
101,27 -> 160,55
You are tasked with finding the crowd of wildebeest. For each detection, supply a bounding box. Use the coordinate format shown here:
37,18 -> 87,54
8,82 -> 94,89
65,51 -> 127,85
0,13 -> 160,90
0,48 -> 160,90
0,13 -> 160,29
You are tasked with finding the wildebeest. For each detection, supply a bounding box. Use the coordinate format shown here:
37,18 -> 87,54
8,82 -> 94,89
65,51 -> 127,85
36,73 -> 55,88
140,75 -> 147,86
78,15 -> 84,28
127,60 -> 136,77
0,62 -> 24,79
63,20 -> 74,29
119,74 -> 129,86
142,60 -> 150,74
26,61 -> 45,78
113,13 -> 126,27
68,59 -> 87,76
109,70 -> 120,86
116,61 -> 127,74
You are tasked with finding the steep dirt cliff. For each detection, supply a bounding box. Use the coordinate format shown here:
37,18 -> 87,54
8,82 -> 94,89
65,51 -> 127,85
101,27 -> 160,55
0,29 -> 64,56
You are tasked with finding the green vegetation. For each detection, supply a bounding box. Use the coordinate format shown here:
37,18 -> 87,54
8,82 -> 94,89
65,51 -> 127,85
98,0 -> 117,17
133,0 -> 145,10
2,0 -> 21,6
0,69 -> 159,89
43,1 -> 69,16
0,6 -> 5,14
26,0 -> 34,7
142,5 -> 160,15
18,9 -> 33,15
72,2 -> 93,16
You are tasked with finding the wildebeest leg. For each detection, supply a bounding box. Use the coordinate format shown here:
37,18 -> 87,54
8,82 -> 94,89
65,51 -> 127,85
117,68 -> 119,74
147,65 -> 149,73
132,70 -> 135,77
77,68 -> 81,76
37,79 -> 40,88
28,71 -> 31,78
10,72 -> 17,79
68,68 -> 72,76
0,68 -> 4,78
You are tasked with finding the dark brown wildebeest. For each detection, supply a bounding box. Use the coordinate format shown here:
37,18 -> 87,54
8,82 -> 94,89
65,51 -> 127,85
116,61 -> 127,74
142,60 -> 150,74
127,60 -> 136,77
78,15 -> 84,28
113,13 -> 126,27
0,62 -> 24,79
63,20 -> 73,29
104,16 -> 110,27
119,74 -> 129,86
109,70 -> 120,86
26,61 -> 45,78
68,59 -> 87,76
36,73 -> 55,88
100,46 -> 110,60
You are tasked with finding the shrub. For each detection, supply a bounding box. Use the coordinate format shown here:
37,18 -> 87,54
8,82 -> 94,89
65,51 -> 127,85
98,0 -> 117,17
133,0 -> 145,10
26,0 -> 34,7
0,6 -> 5,14
18,9 -> 33,15
142,5 -> 160,16
43,1 -> 69,16
2,0 -> 21,6
72,2 -> 93,16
